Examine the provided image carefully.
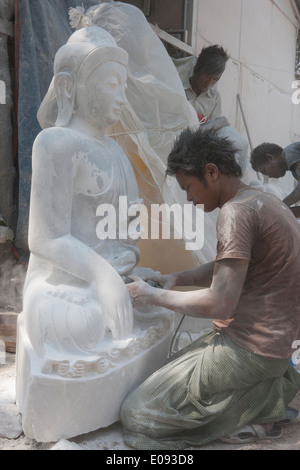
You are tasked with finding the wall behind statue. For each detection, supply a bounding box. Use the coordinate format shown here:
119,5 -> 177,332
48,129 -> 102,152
15,0 -> 101,250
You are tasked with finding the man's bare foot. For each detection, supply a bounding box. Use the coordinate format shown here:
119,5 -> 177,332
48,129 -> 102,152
262,422 -> 274,434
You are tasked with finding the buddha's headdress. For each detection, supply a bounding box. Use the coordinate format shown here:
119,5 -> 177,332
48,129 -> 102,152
37,25 -> 128,128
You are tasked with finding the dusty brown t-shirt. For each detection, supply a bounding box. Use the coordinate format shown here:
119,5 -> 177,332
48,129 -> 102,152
213,187 -> 300,359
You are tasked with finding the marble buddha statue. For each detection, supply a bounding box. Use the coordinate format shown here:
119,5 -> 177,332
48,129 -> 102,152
16,25 -> 172,442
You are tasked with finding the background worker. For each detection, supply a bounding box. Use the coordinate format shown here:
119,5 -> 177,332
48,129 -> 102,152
250,142 -> 300,217
173,45 -> 229,122
121,127 -> 300,450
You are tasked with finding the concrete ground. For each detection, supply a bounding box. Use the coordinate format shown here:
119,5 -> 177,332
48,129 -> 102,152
0,351 -> 299,451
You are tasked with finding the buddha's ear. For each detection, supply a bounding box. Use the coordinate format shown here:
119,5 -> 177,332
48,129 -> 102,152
54,71 -> 75,127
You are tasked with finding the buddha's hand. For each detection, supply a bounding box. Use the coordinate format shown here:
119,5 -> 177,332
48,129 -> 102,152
95,268 -> 133,340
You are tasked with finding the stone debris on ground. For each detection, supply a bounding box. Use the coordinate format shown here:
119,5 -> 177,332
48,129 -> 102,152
0,352 -> 300,451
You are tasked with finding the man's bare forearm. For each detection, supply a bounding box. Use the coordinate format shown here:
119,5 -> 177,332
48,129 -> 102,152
151,259 -> 247,318
148,284 -> 233,320
127,259 -> 249,320
290,206 -> 300,218
283,182 -> 300,207
173,261 -> 215,288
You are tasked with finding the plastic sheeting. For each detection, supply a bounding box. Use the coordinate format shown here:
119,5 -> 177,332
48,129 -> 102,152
58,2 -> 221,265
37,1 -> 216,266
67,2 -> 279,265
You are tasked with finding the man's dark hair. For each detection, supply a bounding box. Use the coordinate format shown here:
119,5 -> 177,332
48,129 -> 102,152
166,127 -> 242,181
250,143 -> 283,171
193,45 -> 229,76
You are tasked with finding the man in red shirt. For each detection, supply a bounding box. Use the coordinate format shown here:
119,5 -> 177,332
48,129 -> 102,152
121,127 -> 300,449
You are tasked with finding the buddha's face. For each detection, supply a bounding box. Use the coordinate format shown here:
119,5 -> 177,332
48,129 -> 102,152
75,61 -> 127,129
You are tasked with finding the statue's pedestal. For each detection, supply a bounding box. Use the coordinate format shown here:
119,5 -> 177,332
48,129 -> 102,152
16,312 -> 173,443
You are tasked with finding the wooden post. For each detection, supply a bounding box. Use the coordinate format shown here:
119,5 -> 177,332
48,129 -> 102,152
0,312 -> 18,353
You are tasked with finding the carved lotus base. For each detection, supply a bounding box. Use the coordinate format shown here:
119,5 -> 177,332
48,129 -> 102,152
16,312 -> 173,442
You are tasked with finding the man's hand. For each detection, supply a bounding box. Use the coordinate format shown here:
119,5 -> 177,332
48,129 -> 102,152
130,268 -> 177,291
144,273 -> 177,290
126,275 -> 156,305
